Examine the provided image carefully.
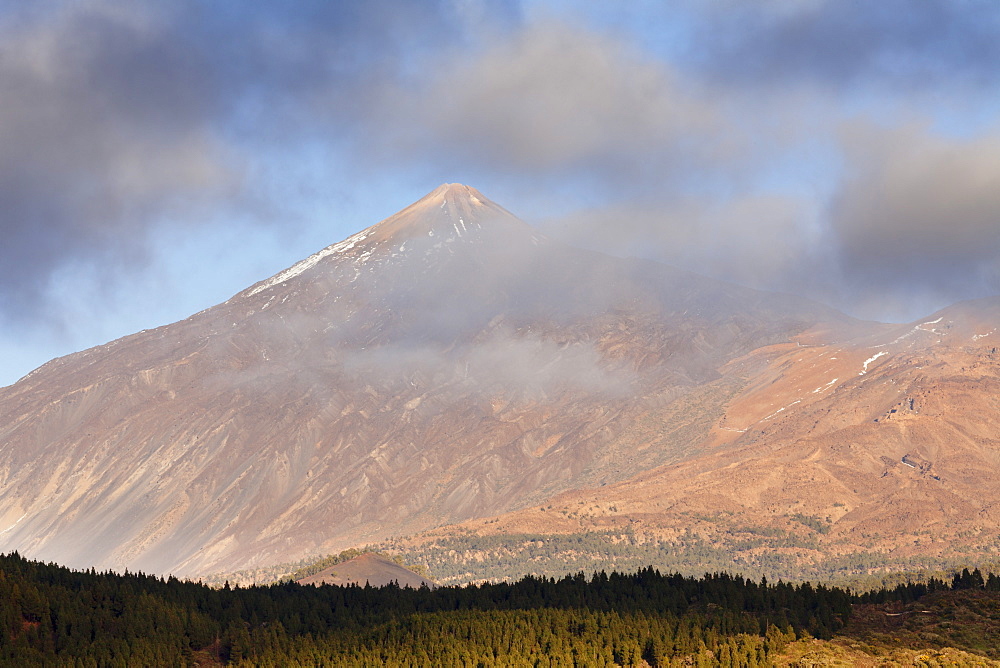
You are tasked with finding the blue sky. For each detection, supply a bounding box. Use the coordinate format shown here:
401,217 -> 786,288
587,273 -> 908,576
1,0 -> 999,386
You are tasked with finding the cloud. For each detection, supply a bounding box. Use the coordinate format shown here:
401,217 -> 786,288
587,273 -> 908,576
829,121 -> 1000,311
378,21 -> 723,187
543,193 -> 826,295
2,0 -> 998,368
690,0 -> 1000,91
342,329 -> 635,401
540,116 -> 1000,322
0,0 -> 516,324
0,2 -> 236,320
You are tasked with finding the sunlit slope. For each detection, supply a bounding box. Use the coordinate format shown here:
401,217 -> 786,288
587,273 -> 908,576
407,299 -> 1000,579
0,184 -> 850,576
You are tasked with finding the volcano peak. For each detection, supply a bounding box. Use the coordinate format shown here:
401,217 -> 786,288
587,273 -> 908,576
427,182 -> 486,204
244,184 -> 541,298
364,183 -> 532,245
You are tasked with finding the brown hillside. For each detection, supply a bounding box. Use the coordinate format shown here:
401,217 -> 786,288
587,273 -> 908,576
296,553 -> 435,589
399,300 -> 1000,578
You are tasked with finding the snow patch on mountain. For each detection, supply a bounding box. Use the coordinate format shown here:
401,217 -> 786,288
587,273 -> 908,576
860,351 -> 888,375
812,378 -> 839,393
247,228 -> 374,297
760,399 -> 801,422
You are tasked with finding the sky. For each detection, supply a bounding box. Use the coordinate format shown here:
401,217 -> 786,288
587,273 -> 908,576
1,0 -> 999,387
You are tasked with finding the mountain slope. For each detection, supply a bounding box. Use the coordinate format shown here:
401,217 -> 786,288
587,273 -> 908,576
0,184 -> 853,577
400,297 -> 1000,581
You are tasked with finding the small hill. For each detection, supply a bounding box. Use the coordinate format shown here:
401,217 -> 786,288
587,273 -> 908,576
296,552 -> 436,589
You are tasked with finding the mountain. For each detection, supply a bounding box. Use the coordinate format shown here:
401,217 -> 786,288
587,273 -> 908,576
0,184 -> 853,577
296,552 -> 435,589
392,297 -> 1000,583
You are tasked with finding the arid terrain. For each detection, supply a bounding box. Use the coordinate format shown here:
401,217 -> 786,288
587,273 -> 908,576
1,184 -> 998,582
392,298 -> 1000,583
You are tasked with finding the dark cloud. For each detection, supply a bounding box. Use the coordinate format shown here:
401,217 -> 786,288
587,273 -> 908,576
376,22 -> 725,190
0,2 -> 233,319
0,0 -> 519,322
691,0 -> 1000,90
2,0 -> 998,369
830,122 -> 1000,309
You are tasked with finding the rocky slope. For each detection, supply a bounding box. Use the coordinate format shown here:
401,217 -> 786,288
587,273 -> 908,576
0,184 -> 848,577
400,297 -> 1000,579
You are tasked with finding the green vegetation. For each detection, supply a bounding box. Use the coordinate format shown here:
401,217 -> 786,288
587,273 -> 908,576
787,513 -> 831,535
380,528 -> 791,586
0,550 -> 848,666
830,569 -> 1000,664
200,557 -> 316,588
287,546 -> 369,581
5,551 -> 1000,666
375,528 -> 1000,591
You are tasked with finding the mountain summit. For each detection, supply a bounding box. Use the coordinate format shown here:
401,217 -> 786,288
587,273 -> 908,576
0,185 -> 854,577
364,183 -> 532,244
243,183 -> 541,301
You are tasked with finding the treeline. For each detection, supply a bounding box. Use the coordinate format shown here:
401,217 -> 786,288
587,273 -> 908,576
0,551 -> 852,666
287,547 -> 369,581
861,567 -> 1000,604
378,528 -> 763,586
201,548 -> 430,588
201,556 -> 316,589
